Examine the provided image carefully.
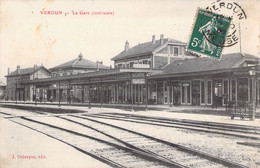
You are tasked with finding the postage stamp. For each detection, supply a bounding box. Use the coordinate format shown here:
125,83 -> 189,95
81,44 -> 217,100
187,9 -> 231,59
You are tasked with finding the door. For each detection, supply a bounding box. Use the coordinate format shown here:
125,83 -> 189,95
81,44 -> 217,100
181,82 -> 191,105
213,79 -> 222,107
157,82 -> 164,104
237,78 -> 248,102
173,83 -> 181,105
192,80 -> 200,105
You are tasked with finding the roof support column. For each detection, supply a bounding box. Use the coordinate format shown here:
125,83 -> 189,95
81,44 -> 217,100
15,84 -> 17,104
23,84 -> 26,104
131,72 -> 134,112
34,84 -> 37,106
68,81 -> 71,106
252,75 -> 256,120
117,84 -> 119,103
82,85 -> 85,104
100,77 -> 103,108
58,81 -> 61,107
43,88 -> 46,105
145,73 -> 148,111
169,84 -> 173,107
88,78 -> 91,109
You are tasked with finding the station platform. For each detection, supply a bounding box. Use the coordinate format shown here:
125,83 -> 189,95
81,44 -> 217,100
0,101 -> 259,127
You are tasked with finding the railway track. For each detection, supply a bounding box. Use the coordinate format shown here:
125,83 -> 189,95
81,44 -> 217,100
85,113 -> 260,140
0,109 -> 250,167
9,116 -> 182,168
61,114 -> 249,168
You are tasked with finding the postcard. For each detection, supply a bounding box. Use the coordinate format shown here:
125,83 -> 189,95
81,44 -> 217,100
0,0 -> 259,168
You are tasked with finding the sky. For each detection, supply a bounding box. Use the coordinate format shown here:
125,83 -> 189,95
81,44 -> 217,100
0,0 -> 259,83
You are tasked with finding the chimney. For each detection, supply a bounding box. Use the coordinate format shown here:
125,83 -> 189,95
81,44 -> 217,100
7,68 -> 10,75
17,65 -> 21,74
152,35 -> 155,44
160,34 -> 164,44
34,64 -> 37,71
124,40 -> 129,51
78,53 -> 83,60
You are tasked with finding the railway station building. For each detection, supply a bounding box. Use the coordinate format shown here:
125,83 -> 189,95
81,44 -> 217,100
6,35 -> 260,108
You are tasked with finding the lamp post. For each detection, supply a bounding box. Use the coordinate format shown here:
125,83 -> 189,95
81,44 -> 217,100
249,68 -> 256,120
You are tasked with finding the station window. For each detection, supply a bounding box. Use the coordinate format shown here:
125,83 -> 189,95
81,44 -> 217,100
208,81 -> 212,104
143,60 -> 148,64
130,62 -> 134,68
179,47 -> 183,55
201,81 -> 205,104
174,47 -> 179,56
231,80 -> 236,101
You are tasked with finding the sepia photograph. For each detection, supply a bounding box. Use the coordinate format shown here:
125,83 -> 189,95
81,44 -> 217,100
0,0 -> 260,167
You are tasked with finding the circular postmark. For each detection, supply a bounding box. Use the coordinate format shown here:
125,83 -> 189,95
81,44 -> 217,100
203,0 -> 247,47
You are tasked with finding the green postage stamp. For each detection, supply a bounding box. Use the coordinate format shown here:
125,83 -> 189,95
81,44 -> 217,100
187,9 -> 231,59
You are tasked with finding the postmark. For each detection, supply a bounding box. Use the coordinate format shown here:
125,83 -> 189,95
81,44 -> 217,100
187,9 -> 231,59
206,0 -> 247,47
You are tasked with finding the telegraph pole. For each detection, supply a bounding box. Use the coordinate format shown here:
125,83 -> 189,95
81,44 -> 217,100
239,22 -> 242,53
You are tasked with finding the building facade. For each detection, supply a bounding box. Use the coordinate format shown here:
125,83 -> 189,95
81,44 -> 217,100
6,65 -> 51,101
0,81 -> 6,100
49,53 -> 108,77
47,53 -> 109,102
112,34 -> 194,69
6,35 -> 260,109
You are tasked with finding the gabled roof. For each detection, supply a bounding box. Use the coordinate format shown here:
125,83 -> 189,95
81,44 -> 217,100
153,52 -> 259,76
111,38 -> 186,61
6,66 -> 51,77
50,53 -> 108,70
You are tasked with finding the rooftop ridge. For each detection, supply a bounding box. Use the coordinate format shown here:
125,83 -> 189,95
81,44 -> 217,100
111,36 -> 186,61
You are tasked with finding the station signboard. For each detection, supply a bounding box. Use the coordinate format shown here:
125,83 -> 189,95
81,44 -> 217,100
132,78 -> 145,84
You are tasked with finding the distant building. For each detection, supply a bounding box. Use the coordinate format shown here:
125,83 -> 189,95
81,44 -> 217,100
47,53 -> 109,102
49,53 -> 108,77
0,81 -> 6,100
5,65 -> 51,101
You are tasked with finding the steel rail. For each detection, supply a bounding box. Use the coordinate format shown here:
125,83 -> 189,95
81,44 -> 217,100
73,114 -> 248,168
17,116 -> 188,168
57,115 -> 188,167
94,113 -> 260,135
86,114 -> 260,140
101,113 -> 260,131
9,119 -> 126,168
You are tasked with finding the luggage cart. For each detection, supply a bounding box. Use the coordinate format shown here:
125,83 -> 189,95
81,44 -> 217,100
226,101 -> 255,120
